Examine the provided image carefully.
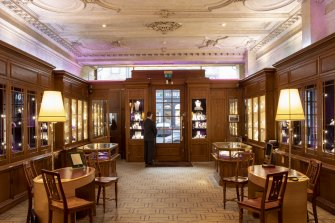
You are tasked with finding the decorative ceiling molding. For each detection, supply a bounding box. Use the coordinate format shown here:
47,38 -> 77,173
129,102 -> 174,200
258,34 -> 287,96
78,51 -> 243,58
207,0 -> 244,11
80,0 -> 121,13
207,0 -> 298,11
251,11 -> 301,52
1,0 -> 80,55
156,9 -> 175,18
198,36 -> 228,49
146,21 -> 182,34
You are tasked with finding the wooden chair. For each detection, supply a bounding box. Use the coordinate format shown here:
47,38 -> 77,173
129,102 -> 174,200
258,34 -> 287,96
22,161 -> 37,223
306,159 -> 322,223
221,152 -> 254,209
41,169 -> 94,223
238,171 -> 288,223
86,152 -> 119,213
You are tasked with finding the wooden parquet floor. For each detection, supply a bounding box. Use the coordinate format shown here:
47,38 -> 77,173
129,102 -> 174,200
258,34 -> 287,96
0,160 -> 334,222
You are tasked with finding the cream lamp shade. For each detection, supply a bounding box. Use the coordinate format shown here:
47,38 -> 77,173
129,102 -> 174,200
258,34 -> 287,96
275,89 -> 305,121
38,91 -> 66,122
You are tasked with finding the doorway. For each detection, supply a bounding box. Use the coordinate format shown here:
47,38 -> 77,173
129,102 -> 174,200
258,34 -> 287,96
153,87 -> 186,161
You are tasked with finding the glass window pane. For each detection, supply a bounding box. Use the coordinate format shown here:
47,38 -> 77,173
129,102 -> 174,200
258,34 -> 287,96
305,85 -> 317,149
27,91 -> 36,150
12,87 -> 24,153
78,100 -> 82,141
156,89 -> 180,143
0,84 -> 6,159
253,97 -> 258,141
64,98 -> 70,144
323,80 -> 334,153
71,99 -> 77,142
83,101 -> 88,139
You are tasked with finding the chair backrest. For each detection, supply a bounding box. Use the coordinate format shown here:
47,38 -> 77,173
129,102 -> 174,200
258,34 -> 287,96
262,171 -> 288,209
23,161 -> 37,193
306,159 -> 322,193
235,152 -> 254,178
41,169 -> 68,210
85,152 -> 101,177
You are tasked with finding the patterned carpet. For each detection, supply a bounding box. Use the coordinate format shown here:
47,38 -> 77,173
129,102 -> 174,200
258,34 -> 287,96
0,160 -> 334,222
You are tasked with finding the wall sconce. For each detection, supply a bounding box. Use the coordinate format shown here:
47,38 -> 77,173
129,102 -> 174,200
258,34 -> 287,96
164,70 -> 173,85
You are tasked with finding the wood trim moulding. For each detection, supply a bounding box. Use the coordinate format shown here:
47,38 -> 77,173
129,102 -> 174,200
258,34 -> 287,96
273,32 -> 335,69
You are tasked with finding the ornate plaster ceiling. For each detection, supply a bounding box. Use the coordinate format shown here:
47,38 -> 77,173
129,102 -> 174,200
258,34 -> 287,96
1,0 -> 302,66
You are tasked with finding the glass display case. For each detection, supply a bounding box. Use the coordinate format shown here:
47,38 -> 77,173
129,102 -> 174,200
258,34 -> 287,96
27,91 -> 37,150
40,122 -> 48,147
77,100 -> 82,141
211,142 -> 252,160
323,80 -> 335,154
64,97 -> 70,144
129,99 -> 144,139
0,84 -> 6,159
83,101 -> 88,140
191,99 -> 207,139
71,99 -> 77,143
245,95 -> 266,142
92,100 -> 107,138
11,87 -> 24,153
229,99 -> 238,136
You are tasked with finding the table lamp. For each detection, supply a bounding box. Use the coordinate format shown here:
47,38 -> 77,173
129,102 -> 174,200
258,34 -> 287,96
275,89 -> 305,172
38,91 -> 66,170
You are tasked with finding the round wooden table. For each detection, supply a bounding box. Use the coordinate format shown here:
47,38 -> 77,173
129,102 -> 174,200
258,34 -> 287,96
34,167 -> 95,223
248,165 -> 309,223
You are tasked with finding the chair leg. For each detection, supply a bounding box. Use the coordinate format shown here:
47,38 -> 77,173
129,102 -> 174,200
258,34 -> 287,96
97,185 -> 102,204
236,185 -> 240,201
260,211 -> 265,223
278,208 -> 283,223
103,186 -> 106,213
48,210 -> 52,223
223,181 -> 227,209
312,199 -> 318,223
89,208 -> 93,223
115,181 -> 118,208
70,213 -> 75,223
239,207 -> 243,223
240,185 -> 244,201
27,197 -> 32,223
63,210 -> 68,223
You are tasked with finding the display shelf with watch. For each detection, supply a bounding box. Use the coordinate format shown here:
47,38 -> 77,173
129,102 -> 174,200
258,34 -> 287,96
129,99 -> 144,139
191,99 -> 207,139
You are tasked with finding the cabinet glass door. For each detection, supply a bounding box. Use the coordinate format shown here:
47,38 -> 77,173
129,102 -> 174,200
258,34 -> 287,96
323,80 -> 334,154
64,97 -> 70,144
0,84 -> 6,159
11,87 -> 24,153
27,91 -> 37,150
83,101 -> 88,140
71,99 -> 77,142
260,95 -> 266,142
78,100 -> 82,141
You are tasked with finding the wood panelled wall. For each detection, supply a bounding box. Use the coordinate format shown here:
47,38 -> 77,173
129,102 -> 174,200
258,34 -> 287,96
0,41 -> 54,213
271,33 -> 335,214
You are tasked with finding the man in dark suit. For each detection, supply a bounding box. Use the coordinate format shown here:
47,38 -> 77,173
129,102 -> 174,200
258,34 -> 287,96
143,111 -> 157,166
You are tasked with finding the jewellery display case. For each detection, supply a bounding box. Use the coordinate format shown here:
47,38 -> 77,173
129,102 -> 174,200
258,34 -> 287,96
129,99 -> 144,139
229,99 -> 238,136
11,87 -> 24,153
323,80 -> 335,154
27,90 -> 37,150
191,99 -> 207,139
92,100 -> 107,139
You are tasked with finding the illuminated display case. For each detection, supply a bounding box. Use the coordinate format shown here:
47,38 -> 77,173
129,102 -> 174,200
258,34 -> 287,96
129,99 -> 144,139
245,95 -> 266,142
229,99 -> 238,136
191,99 -> 207,139
92,100 -> 107,138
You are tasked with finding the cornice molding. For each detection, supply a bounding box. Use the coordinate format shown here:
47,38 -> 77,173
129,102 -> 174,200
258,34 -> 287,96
251,11 -> 301,52
1,0 -> 80,55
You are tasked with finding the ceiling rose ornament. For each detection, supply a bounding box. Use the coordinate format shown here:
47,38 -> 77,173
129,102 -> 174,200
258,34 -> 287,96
156,9 -> 175,18
146,21 -> 182,34
80,0 -> 121,12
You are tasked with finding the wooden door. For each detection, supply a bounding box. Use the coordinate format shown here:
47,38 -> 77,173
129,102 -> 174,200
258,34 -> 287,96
152,86 -> 186,161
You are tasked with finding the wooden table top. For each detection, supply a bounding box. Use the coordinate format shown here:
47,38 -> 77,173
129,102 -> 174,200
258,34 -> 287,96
248,165 -> 308,182
53,166 -> 95,180
77,143 -> 118,151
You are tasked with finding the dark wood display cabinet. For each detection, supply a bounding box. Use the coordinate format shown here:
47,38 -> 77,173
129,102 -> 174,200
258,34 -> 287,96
0,41 -> 54,213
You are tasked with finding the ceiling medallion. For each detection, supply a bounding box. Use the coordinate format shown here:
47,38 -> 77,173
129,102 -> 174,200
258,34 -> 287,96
156,9 -> 175,18
146,21 -> 182,34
